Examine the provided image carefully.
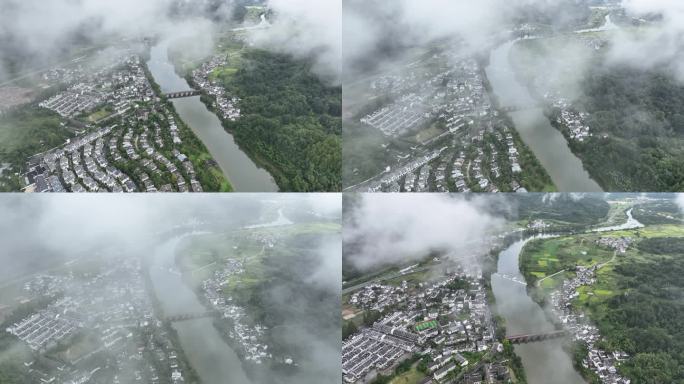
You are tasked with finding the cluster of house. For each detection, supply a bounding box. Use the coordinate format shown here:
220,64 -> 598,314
39,55 -> 153,119
361,93 -> 429,137
6,298 -> 80,351
596,236 -> 633,254
26,102 -> 203,193
357,51 -> 532,194
349,283 -> 407,312
5,258 -> 188,384
191,55 -> 241,121
38,82 -> 106,118
343,267 -> 511,384
546,95 -> 592,142
369,119 -> 527,193
366,148 -> 446,192
527,219 -> 550,230
549,265 -> 631,384
361,57 -> 487,141
200,258 -> 273,364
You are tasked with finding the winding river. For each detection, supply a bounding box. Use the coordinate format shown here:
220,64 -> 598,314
485,41 -> 603,192
146,41 -> 278,192
146,210 -> 298,383
149,234 -> 252,384
491,209 -> 642,383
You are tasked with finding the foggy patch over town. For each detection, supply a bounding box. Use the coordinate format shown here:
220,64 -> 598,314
0,194 -> 341,384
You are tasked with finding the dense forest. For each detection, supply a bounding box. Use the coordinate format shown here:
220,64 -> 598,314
566,66 -> 684,191
632,199 -> 684,225
593,249 -> 684,383
509,194 -> 610,224
231,232 -> 340,383
218,50 -> 342,192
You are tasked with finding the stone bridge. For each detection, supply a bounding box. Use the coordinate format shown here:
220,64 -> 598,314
164,310 -> 220,322
164,90 -> 201,99
506,330 -> 568,344
499,105 -> 542,113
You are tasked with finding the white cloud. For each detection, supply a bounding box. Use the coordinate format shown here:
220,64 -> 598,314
344,194 -> 503,271
250,0 -> 342,84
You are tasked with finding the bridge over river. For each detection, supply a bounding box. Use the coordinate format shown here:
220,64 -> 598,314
499,104 -> 543,113
506,330 -> 568,344
164,90 -> 202,99
164,310 -> 221,322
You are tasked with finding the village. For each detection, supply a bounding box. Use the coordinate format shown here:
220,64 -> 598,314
545,94 -> 592,142
196,229 -> 283,368
200,258 -> 274,365
353,54 -> 530,193
190,54 -> 242,122
343,265 -> 511,384
22,53 -> 206,193
548,239 -> 633,384
3,258 -> 191,384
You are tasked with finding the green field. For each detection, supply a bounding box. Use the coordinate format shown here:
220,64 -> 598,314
415,320 -> 438,332
0,106 -> 73,168
178,222 -> 341,290
388,365 -> 425,384
518,221 -> 684,382
520,234 -> 615,288
86,107 -> 113,123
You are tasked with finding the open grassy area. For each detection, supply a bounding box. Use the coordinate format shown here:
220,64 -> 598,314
388,365 -> 425,384
521,235 -> 615,286
178,222 -> 341,289
413,122 -> 445,144
0,106 -> 73,168
86,107 -> 113,123
521,224 -> 684,288
415,320 -> 438,332
521,224 -> 684,312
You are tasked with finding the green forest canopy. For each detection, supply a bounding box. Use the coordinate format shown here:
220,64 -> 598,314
218,50 -> 341,192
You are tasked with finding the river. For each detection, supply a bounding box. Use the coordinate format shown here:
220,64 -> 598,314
485,41 -> 603,192
148,234 -> 252,384
491,209 -> 643,383
146,41 -> 278,192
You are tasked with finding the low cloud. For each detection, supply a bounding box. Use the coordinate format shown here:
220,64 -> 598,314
249,0 -> 342,84
0,0 -> 226,82
606,0 -> 684,81
676,194 -> 684,214
344,194 -> 504,271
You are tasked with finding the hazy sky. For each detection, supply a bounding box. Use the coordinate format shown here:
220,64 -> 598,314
0,0 -> 341,83
252,0 -> 342,84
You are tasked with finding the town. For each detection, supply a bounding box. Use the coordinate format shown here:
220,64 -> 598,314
349,53 -> 534,193
3,257 -> 192,384
343,265 -> 512,384
20,50 -> 218,193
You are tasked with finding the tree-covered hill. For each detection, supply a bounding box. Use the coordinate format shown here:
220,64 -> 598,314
218,50 -> 341,192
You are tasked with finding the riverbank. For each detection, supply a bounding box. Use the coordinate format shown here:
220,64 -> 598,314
516,209 -> 649,383
195,91 -> 289,190
142,57 -> 232,192
147,234 -> 252,384
485,40 -> 602,192
492,234 -> 587,384
146,41 -> 278,192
